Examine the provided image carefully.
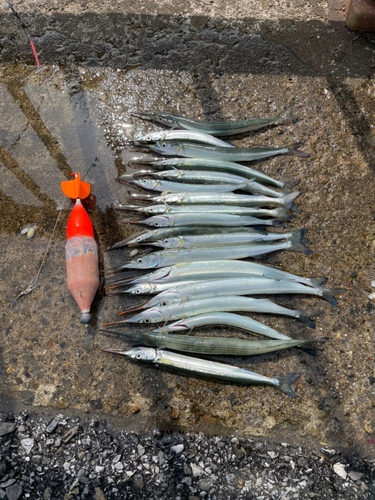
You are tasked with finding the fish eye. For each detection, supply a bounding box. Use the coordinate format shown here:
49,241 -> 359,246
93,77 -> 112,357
137,258 -> 143,264
161,301 -> 168,306
135,353 -> 143,360
135,288 -> 141,294
146,136 -> 151,141
164,239 -> 169,244
144,318 -> 150,323
154,222 -> 159,227
161,142 -> 167,148
142,179 -> 147,184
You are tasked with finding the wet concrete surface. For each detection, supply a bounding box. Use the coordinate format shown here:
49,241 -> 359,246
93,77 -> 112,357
0,0 -> 375,463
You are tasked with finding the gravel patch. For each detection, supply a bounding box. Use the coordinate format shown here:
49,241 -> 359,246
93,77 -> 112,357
0,411 -> 374,499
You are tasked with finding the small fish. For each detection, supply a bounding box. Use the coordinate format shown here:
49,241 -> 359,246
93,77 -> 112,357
121,213 -> 286,229
107,259 -> 328,291
128,191 -> 300,210
108,230 -> 310,271
101,346 -> 301,398
109,295 -> 322,328
132,106 -> 298,136
100,328 -> 325,357
130,170 -> 287,198
134,130 -> 235,148
119,204 -> 287,219
158,312 -> 292,340
140,277 -> 340,309
150,229 -> 290,249
131,157 -> 299,190
145,141 -> 308,162
128,177 -> 254,193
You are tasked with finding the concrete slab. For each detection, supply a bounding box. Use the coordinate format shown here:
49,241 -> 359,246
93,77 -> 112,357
0,0 -> 374,459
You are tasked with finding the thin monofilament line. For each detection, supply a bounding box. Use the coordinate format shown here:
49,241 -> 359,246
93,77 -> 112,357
16,196 -> 68,299
6,1 -> 76,298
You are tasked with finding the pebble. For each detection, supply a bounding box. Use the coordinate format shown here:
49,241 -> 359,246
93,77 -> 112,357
333,463 -> 347,480
62,426 -> 78,444
133,475 -> 144,489
95,466 -> 104,473
138,445 -> 145,457
0,479 -> 15,489
20,438 -> 34,454
198,478 -> 214,491
6,484 -> 22,500
46,416 -> 60,434
349,471 -> 364,481
0,422 -> 16,437
191,464 -> 204,477
172,444 -> 184,454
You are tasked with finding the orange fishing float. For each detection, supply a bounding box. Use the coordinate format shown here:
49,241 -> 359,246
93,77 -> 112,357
61,173 -> 99,324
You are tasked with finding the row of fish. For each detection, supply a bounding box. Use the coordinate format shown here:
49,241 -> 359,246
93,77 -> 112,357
102,107 -> 343,398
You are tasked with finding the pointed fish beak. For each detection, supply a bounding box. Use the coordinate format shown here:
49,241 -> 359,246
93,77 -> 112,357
130,112 -> 153,120
129,157 -> 159,166
118,303 -> 147,313
113,204 -> 141,212
103,319 -> 131,326
104,262 -> 132,274
121,219 -> 147,225
128,193 -> 156,201
132,170 -> 155,178
100,347 -> 129,355
117,174 -> 136,182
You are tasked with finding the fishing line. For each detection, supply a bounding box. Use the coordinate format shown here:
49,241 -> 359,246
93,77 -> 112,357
5,1 -> 82,298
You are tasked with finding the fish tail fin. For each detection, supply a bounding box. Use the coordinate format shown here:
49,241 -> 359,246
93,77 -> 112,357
290,229 -> 312,255
297,309 -> 323,328
282,178 -> 301,190
275,373 -> 300,398
285,143 -> 309,158
267,217 -> 287,228
297,337 -> 328,356
279,191 -> 301,210
275,105 -> 299,125
321,293 -> 338,307
321,287 -> 347,307
309,277 -> 328,286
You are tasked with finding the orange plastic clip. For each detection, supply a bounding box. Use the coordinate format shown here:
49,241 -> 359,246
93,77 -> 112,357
61,172 -> 91,200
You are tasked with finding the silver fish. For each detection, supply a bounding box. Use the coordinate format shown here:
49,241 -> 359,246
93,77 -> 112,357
128,191 -> 300,210
134,130 -> 235,148
120,204 -> 287,219
146,141 -> 307,161
101,347 -> 301,398
131,106 -> 297,136
110,230 -> 310,271
131,157 -> 299,190
158,312 -> 291,340
111,295 -> 322,328
151,230 -> 293,249
129,178 -> 253,193
121,213 -> 286,229
109,260 -> 328,291
142,277 -> 339,309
